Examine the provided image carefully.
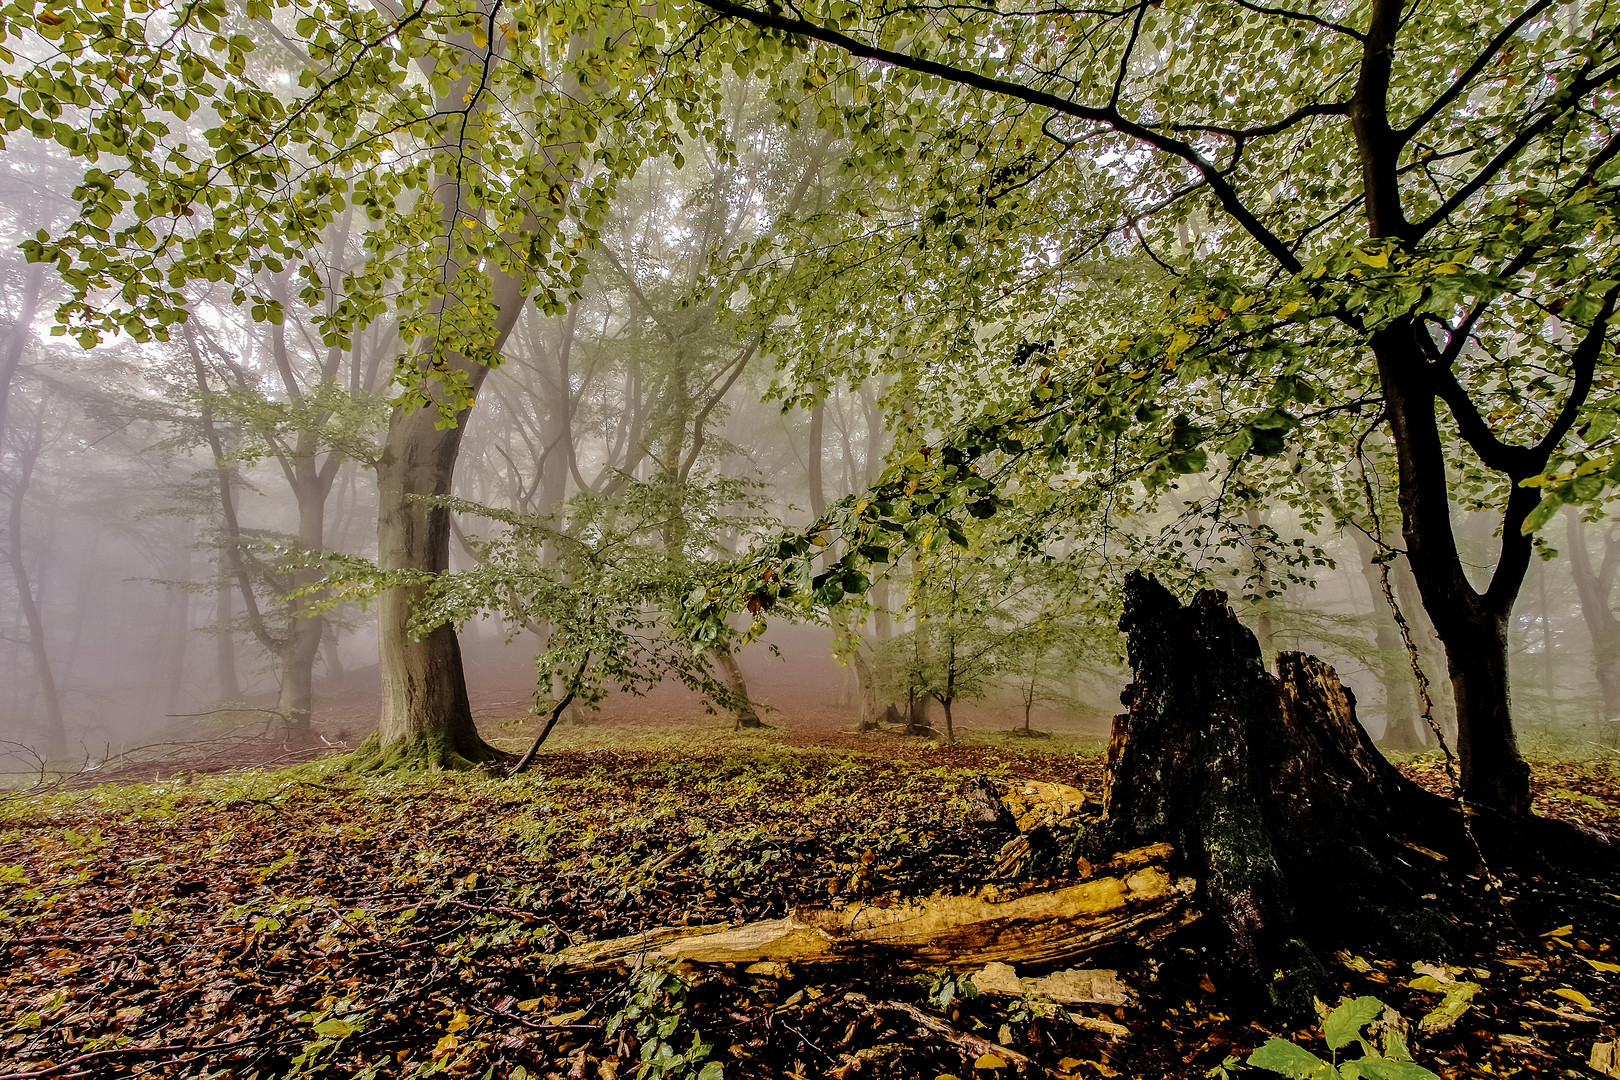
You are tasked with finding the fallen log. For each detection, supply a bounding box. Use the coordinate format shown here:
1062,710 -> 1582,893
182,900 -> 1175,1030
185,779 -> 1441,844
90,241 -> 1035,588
550,843 -> 1195,972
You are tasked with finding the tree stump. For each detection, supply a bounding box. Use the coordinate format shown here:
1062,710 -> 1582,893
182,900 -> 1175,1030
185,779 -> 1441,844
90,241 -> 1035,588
1101,573 -> 1460,1007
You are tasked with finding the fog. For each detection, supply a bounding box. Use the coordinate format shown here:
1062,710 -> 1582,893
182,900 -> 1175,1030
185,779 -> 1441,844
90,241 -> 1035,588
1,137 -> 1617,773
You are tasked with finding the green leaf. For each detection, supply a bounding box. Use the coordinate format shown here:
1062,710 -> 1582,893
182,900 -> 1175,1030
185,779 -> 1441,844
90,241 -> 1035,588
1338,1057 -> 1439,1080
313,1018 -> 358,1038
1246,1037 -> 1339,1078
1324,997 -> 1384,1050
1518,494 -> 1562,536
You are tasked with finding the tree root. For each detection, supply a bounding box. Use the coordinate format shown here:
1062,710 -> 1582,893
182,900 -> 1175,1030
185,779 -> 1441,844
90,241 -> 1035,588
344,731 -> 510,774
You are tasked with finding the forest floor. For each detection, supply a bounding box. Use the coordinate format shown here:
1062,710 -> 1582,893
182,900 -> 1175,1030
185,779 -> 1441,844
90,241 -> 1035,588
2,717 -> 1618,1080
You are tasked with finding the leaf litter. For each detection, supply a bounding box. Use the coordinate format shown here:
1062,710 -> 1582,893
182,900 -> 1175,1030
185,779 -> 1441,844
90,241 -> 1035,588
1,725 -> 1617,1079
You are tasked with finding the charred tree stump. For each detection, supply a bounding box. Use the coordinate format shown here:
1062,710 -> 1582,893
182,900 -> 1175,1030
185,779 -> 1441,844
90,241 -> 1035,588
1102,573 -> 1462,1008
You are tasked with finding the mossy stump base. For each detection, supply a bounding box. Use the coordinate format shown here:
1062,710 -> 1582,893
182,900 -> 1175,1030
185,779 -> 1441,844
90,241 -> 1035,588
345,730 -> 511,774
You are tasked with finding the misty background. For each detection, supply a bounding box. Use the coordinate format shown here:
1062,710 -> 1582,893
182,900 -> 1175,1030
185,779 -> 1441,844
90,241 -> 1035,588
1,119 -> 1617,768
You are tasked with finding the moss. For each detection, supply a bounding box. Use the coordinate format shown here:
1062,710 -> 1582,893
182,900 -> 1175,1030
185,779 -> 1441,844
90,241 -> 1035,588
1267,938 -> 1330,1019
1381,905 -> 1465,962
344,731 -> 498,774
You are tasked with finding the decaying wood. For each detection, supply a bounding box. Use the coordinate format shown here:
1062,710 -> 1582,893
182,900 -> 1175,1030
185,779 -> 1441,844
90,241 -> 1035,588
551,843 -> 1195,972
968,961 -> 1134,1006
1101,572 -> 1487,1004
965,775 -> 1089,833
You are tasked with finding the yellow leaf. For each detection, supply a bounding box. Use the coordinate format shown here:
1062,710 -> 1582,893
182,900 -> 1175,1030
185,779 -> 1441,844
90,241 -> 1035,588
446,1010 -> 470,1033
1058,1060 -> 1083,1072
1276,300 -> 1302,319
1543,924 -> 1574,937
1581,956 -> 1620,973
1552,988 -> 1595,1010
974,1054 -> 1007,1070
433,1033 -> 459,1058
1351,246 -> 1390,269
516,998 -> 542,1013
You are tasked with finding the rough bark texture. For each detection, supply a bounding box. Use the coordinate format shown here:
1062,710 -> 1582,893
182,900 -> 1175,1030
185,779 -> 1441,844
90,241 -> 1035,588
1102,573 -> 1456,1006
370,394 -> 502,769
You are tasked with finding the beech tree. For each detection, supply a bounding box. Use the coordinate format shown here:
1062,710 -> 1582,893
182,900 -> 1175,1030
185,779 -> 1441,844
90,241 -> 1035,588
4,0 -> 739,766
688,0 -> 1620,811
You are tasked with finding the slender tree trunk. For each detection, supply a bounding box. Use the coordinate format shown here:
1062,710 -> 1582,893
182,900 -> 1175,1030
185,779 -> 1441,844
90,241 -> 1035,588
1375,324 -> 1531,812
1538,559 -> 1558,723
214,562 -> 241,700
1350,529 -> 1424,750
276,490 -> 328,744
4,413 -> 64,760
322,621 -> 345,682
807,401 -> 826,518
1565,507 -> 1620,723
713,646 -> 762,727
161,539 -> 193,721
1392,557 -> 1455,739
1245,505 -> 1275,653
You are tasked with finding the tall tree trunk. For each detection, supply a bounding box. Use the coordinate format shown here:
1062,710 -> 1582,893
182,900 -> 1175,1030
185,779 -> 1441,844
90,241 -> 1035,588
373,394 -> 504,765
1537,559 -> 1558,723
807,401 -> 826,518
1245,505 -> 1275,653
1391,557 -> 1455,740
4,410 -> 65,760
1566,507 -> 1620,723
214,562 -> 241,700
276,487 -> 329,744
322,621 -> 345,682
160,538 -> 194,721
365,0 -> 564,768
1374,324 -> 1532,812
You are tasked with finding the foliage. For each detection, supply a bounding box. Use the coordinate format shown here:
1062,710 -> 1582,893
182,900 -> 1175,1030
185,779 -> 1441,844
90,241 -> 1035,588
606,964 -> 723,1080
1246,997 -> 1439,1080
415,473 -> 776,717
3,0 -> 742,421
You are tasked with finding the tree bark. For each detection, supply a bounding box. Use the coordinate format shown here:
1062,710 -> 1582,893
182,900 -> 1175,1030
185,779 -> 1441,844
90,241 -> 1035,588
1102,572 -> 1459,1007
214,562 -> 241,700
372,394 -> 507,766
554,843 -> 1195,972
713,645 -> 763,727
1566,507 -> 1620,723
364,0 -> 560,768
1374,325 -> 1531,812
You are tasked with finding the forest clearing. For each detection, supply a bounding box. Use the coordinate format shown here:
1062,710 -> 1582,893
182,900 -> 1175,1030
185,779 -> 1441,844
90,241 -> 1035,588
3,711 -> 1619,1080
4,0 -> 1620,1075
